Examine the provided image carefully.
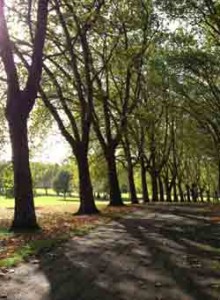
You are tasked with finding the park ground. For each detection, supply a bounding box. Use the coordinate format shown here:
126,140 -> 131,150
0,192 -> 137,267
0,198 -> 220,299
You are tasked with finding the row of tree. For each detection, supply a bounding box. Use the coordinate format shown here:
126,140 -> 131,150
0,0 -> 219,230
0,159 -> 139,199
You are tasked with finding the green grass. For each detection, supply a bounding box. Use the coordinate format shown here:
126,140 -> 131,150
0,227 -> 13,237
0,195 -> 75,208
0,222 -> 102,268
0,195 -> 108,208
0,239 -> 61,268
0,189 -> 141,209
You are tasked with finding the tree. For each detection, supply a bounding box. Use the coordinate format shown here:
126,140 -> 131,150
91,0 -> 156,206
53,170 -> 72,199
120,134 -> 139,204
31,162 -> 59,195
0,0 -> 50,230
89,151 -> 109,198
36,0 -> 105,214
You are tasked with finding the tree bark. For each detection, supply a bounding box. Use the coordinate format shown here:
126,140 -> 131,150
206,189 -> 211,202
140,157 -> 149,203
218,158 -> 220,198
173,181 -> 178,202
106,150 -> 124,206
151,171 -> 159,202
191,184 -> 198,203
200,187 -> 204,203
164,178 -> 172,202
158,175 -> 164,202
124,142 -> 138,204
127,163 -> 138,204
178,181 -> 185,202
186,184 -> 191,202
75,147 -> 99,214
76,150 -> 99,214
8,112 -> 38,230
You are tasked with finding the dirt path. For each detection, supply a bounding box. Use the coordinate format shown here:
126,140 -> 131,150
0,204 -> 220,300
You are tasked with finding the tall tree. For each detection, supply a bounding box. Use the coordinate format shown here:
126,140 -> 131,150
0,0 -> 49,230
91,0 -> 156,206
37,0 -> 104,214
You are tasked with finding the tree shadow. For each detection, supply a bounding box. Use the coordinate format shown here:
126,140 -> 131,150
119,204 -> 220,299
5,204 -> 220,300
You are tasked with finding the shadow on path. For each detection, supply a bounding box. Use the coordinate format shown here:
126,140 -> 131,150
1,204 -> 220,300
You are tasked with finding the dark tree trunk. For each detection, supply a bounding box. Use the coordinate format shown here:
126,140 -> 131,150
164,179 -> 171,202
126,156 -> 138,205
200,187 -> 204,203
178,181 -> 185,203
151,171 -> 158,202
158,176 -> 164,202
191,184 -> 198,203
206,189 -> 210,202
8,114 -> 38,231
218,158 -> 220,197
166,188 -> 172,202
123,136 -> 138,204
0,0 -> 49,231
106,150 -> 123,206
76,147 -> 99,214
140,157 -> 149,203
173,181 -> 178,202
127,164 -> 138,204
186,184 -> 191,202
214,190 -> 218,202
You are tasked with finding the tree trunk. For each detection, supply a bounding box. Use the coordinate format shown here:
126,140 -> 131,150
218,158 -> 220,198
76,147 -> 99,214
166,188 -> 172,202
164,179 -> 171,202
158,176 -> 164,202
206,189 -> 210,202
191,184 -> 198,203
8,115 -> 38,231
123,137 -> 138,204
127,157 -> 138,204
127,166 -> 138,204
186,184 -> 191,202
151,171 -> 158,202
106,150 -> 123,206
140,158 -> 149,203
173,181 -> 178,202
200,187 -> 204,203
178,181 -> 185,203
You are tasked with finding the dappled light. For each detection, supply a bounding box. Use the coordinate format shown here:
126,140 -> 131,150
0,0 -> 220,299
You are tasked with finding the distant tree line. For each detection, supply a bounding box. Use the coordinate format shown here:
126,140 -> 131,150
0,162 -> 73,199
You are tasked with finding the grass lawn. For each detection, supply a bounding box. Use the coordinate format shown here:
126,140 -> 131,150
0,191 -> 141,219
0,195 -> 108,217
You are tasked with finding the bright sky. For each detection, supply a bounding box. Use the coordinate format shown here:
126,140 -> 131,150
31,133 -> 71,163
1,131 -> 71,164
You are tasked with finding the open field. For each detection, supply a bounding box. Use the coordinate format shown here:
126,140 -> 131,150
0,191 -> 143,221
0,195 -> 108,220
